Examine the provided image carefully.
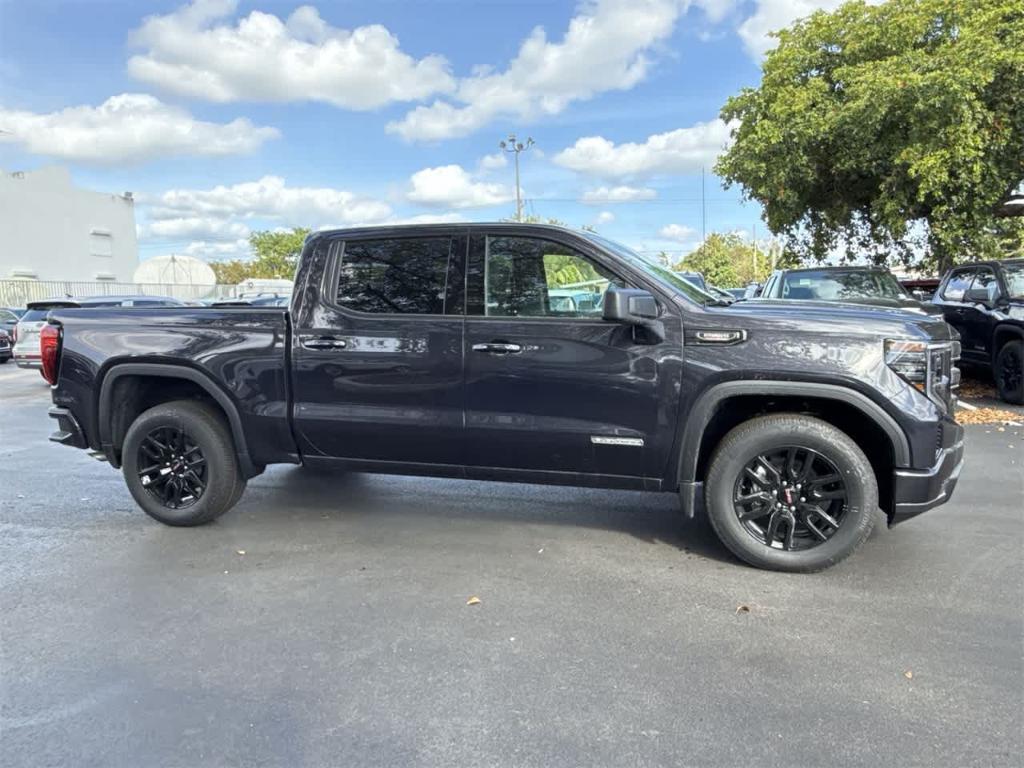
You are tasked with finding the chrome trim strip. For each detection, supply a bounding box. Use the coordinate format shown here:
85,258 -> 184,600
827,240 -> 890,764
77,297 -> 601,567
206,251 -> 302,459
591,436 -> 644,447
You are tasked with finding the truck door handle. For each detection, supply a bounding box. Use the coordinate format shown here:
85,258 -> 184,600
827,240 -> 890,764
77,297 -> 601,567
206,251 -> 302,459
472,342 -> 522,354
301,336 -> 347,350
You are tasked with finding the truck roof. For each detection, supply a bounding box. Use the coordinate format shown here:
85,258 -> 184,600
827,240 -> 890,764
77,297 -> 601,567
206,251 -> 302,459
308,222 -> 582,241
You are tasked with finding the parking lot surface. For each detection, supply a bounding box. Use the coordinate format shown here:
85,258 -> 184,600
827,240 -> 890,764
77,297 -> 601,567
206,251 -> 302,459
2,365 -> 1022,767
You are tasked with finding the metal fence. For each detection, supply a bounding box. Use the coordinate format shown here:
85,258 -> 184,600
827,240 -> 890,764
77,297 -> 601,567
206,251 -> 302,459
0,280 -> 238,308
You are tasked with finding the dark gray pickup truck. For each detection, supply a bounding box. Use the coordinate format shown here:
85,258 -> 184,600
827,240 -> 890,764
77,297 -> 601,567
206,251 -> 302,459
43,224 -> 964,572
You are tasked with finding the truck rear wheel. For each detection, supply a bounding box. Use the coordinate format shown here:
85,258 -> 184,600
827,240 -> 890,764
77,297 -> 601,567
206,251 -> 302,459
122,400 -> 245,526
703,414 -> 877,572
995,340 -> 1024,404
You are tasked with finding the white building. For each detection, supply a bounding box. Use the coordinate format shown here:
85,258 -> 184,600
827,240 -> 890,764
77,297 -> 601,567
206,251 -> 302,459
0,167 -> 138,282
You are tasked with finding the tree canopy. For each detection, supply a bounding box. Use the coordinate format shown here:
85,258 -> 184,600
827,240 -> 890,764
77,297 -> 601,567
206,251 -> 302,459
675,233 -> 775,287
209,227 -> 310,284
716,0 -> 1024,271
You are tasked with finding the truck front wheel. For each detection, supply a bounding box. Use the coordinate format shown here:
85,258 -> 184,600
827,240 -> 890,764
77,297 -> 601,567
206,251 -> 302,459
704,414 -> 877,572
995,340 -> 1024,405
122,400 -> 246,526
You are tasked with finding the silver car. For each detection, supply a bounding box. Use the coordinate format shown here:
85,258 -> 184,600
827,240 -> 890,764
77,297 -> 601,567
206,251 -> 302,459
13,300 -> 80,369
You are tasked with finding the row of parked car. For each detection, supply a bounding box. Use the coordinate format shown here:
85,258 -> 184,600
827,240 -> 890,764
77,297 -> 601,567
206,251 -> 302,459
687,259 -> 1023,404
1,293 -> 292,369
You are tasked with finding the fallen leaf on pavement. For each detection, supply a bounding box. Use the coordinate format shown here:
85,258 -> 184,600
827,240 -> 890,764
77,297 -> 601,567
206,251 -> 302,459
466,596 -> 481,606
236,550 -> 246,555
903,670 -> 913,680
736,604 -> 751,614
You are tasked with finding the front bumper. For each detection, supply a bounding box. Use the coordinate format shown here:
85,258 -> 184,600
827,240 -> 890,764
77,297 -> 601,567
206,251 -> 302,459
891,420 -> 965,525
48,406 -> 88,449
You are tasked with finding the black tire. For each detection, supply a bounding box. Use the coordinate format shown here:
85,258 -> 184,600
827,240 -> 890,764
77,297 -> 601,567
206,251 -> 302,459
122,400 -> 245,526
703,414 -> 877,573
994,340 -> 1024,405
0,357 -> 9,364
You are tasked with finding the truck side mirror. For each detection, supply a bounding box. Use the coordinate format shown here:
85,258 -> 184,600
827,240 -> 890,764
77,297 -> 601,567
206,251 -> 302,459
603,287 -> 658,323
964,287 -> 993,307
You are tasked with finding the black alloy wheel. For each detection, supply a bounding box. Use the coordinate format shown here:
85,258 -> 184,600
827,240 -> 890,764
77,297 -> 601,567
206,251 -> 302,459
997,343 -> 1023,401
137,426 -> 208,509
733,447 -> 848,551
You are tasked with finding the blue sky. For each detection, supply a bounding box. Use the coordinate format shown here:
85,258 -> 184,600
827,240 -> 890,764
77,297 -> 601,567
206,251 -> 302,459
0,0 -> 839,263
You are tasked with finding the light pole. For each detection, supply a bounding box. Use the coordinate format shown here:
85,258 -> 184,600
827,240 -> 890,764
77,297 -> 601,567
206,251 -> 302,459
499,133 -> 534,222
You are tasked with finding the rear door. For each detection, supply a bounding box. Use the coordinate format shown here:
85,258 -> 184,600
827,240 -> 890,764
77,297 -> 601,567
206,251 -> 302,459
290,231 -> 466,467
462,231 -> 681,482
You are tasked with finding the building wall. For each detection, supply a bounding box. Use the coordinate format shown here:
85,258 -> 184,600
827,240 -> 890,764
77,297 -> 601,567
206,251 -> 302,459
0,167 -> 138,281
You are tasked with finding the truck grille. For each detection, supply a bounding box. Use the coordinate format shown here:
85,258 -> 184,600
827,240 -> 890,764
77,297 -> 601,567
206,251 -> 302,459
928,343 -> 958,413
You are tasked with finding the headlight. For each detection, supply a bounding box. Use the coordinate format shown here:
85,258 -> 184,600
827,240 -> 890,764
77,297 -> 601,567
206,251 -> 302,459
885,339 -> 959,412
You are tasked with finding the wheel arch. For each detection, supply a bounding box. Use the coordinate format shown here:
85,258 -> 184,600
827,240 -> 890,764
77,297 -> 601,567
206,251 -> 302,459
675,381 -> 910,519
992,323 -> 1024,355
97,363 -> 257,478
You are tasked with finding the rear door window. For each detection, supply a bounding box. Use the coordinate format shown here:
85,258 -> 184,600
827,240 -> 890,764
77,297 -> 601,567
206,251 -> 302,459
335,237 -> 454,315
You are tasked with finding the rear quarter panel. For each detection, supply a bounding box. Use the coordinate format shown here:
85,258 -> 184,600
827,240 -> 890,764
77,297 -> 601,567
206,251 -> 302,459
49,308 -> 295,465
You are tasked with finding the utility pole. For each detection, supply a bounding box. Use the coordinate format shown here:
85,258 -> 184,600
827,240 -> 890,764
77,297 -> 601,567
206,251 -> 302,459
700,166 -> 707,257
500,133 -> 534,222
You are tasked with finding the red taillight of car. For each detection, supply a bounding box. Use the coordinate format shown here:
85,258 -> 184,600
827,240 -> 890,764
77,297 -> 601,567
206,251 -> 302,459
40,324 -> 62,385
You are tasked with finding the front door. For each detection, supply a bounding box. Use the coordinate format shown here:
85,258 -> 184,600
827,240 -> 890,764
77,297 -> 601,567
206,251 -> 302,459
291,232 -> 465,466
936,267 -> 980,360
462,231 -> 681,482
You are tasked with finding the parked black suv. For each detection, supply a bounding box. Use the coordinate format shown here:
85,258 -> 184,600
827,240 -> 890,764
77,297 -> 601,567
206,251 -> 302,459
933,258 -> 1024,403
758,266 -> 942,315
42,224 -> 963,572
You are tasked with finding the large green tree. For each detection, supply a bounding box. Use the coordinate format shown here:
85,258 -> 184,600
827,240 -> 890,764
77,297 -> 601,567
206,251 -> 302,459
716,0 -> 1024,271
246,228 -> 311,278
675,233 -> 774,286
208,227 -> 311,284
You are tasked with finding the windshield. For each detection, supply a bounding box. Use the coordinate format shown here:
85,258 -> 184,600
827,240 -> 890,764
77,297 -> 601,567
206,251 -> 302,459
780,269 -> 908,301
582,233 -> 723,305
1005,263 -> 1024,299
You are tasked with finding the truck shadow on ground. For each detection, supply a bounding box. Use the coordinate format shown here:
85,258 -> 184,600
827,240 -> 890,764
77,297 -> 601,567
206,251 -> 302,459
241,466 -> 738,566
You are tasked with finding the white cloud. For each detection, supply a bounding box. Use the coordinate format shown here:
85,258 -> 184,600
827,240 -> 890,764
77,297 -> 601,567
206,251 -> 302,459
183,239 -> 251,260
659,223 -> 697,242
146,175 -> 392,227
737,0 -> 854,59
594,211 -> 615,225
140,176 -> 393,254
478,152 -> 508,172
143,217 -> 251,241
580,185 -> 657,203
387,0 -> 686,141
407,164 -> 514,209
554,119 -> 734,179
0,93 -> 278,164
128,0 -> 454,108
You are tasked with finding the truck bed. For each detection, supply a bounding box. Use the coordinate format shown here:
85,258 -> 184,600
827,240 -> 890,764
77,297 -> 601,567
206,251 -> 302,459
48,306 -> 298,471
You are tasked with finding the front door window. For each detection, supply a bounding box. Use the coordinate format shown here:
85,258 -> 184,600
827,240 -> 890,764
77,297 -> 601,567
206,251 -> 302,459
470,236 -> 624,318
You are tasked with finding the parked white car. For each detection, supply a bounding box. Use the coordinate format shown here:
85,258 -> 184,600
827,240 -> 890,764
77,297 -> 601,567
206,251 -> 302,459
13,299 -> 78,369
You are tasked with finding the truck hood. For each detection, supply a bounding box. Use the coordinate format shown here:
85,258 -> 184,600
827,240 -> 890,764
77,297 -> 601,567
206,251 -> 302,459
715,298 -> 955,341
744,296 -> 942,315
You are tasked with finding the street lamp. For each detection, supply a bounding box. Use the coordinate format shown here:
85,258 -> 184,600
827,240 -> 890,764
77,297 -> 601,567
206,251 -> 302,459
499,133 -> 534,222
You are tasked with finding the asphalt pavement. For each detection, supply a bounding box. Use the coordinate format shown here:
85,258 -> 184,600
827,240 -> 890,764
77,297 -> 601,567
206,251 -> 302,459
1,364 -> 1022,768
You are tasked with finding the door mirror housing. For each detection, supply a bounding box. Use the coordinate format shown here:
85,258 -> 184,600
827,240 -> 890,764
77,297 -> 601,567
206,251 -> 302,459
603,287 -> 658,323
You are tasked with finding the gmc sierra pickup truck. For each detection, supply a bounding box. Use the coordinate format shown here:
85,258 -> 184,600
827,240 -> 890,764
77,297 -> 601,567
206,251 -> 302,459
43,224 -> 964,572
